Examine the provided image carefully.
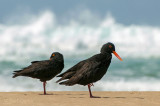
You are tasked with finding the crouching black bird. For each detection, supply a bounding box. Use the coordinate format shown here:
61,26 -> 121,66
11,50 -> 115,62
13,52 -> 64,95
56,42 -> 122,98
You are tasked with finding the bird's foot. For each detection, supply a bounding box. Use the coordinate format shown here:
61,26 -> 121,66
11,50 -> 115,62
39,93 -> 49,95
90,95 -> 101,98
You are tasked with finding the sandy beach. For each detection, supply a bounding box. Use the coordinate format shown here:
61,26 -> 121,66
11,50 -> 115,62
0,91 -> 160,106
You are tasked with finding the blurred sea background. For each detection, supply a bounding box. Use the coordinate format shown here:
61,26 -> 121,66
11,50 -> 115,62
0,0 -> 160,91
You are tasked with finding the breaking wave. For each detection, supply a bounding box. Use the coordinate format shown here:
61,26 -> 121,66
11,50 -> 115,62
0,10 -> 160,62
0,10 -> 160,91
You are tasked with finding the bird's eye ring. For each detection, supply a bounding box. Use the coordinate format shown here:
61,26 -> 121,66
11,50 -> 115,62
109,45 -> 112,48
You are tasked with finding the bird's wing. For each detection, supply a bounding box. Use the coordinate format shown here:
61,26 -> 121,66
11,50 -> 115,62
56,60 -> 85,82
59,55 -> 112,85
31,61 -> 40,64
13,60 -> 53,78
59,60 -> 100,85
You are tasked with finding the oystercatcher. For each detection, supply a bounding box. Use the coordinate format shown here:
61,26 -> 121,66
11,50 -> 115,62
56,42 -> 122,98
13,52 -> 64,95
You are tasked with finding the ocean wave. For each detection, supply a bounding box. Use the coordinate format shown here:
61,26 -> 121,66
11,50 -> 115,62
97,79 -> 160,91
0,10 -> 160,92
0,10 -> 160,63
1,76 -> 160,92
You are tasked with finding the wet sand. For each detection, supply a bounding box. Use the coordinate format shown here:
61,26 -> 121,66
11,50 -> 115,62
0,91 -> 160,106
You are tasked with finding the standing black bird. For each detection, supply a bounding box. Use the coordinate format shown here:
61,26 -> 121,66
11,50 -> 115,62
13,52 -> 64,95
56,42 -> 122,98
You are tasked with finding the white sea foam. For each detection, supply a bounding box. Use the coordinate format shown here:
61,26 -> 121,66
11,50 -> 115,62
97,79 -> 160,91
0,10 -> 160,63
0,10 -> 160,92
1,76 -> 160,91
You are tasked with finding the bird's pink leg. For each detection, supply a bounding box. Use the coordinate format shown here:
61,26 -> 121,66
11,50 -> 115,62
88,84 -> 93,97
88,83 -> 100,98
43,81 -> 47,95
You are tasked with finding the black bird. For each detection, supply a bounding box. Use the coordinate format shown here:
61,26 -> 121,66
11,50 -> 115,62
56,42 -> 122,98
13,52 -> 64,95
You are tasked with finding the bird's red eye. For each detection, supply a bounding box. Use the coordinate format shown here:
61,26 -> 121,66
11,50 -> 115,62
109,45 -> 112,48
52,54 -> 55,56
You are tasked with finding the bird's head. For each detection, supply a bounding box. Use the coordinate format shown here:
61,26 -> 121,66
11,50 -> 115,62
101,42 -> 123,61
50,52 -> 64,62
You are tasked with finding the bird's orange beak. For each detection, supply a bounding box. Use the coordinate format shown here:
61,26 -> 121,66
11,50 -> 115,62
113,51 -> 123,61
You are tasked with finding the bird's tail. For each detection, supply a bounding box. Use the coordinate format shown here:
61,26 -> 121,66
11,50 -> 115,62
56,74 -> 63,77
59,80 -> 75,86
56,77 -> 65,83
12,70 -> 22,78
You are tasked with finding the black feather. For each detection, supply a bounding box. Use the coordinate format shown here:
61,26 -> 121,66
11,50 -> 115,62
57,53 -> 112,86
12,52 -> 64,82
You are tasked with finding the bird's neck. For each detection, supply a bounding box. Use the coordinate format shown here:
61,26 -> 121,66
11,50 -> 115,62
100,51 -> 112,55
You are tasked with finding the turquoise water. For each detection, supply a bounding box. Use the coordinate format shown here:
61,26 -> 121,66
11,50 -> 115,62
0,56 -> 160,91
0,11 -> 160,91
